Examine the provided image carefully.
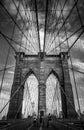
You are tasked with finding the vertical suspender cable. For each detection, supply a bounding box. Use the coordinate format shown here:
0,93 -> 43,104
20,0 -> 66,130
0,2 -> 20,93
43,0 -> 49,52
60,1 -> 81,116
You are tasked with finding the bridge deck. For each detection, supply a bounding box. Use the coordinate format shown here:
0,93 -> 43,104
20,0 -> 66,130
0,118 -> 84,130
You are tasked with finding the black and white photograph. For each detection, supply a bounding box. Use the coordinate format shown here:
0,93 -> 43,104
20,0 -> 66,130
0,0 -> 84,129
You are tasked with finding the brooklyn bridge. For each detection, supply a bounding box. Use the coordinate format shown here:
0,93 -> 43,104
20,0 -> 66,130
0,0 -> 84,129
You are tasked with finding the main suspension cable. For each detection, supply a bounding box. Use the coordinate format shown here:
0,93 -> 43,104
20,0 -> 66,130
0,1 -> 37,53
60,4 -> 81,116
47,0 -> 79,52
48,25 -> 84,53
46,0 -> 69,51
0,72 -> 28,114
1,32 -> 33,53
35,0 -> 41,52
0,6 -> 20,93
43,0 -> 49,52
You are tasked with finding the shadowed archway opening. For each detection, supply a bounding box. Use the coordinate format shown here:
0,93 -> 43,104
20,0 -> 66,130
46,72 -> 62,118
22,74 -> 38,118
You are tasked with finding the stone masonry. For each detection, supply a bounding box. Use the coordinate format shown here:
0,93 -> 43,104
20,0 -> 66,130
7,52 -> 77,119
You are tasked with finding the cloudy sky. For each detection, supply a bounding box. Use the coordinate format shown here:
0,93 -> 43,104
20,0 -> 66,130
0,0 -> 84,118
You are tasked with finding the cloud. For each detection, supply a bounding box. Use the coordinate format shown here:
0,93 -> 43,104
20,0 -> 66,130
72,60 -> 84,70
7,70 -> 14,74
0,0 -> 84,114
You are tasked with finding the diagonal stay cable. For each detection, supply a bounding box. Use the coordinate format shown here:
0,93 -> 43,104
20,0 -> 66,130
67,29 -> 84,52
66,0 -> 84,52
67,0 -> 84,52
17,0 -> 31,53
22,0 -> 39,52
46,0 -> 68,51
0,65 -> 15,72
48,25 -> 84,53
45,0 -> 60,51
47,0 -> 79,52
12,0 -> 26,29
21,0 -> 30,53
12,0 -> 38,52
47,0 -> 62,53
51,0 -> 79,45
0,1 -> 37,53
69,67 -> 84,74
74,0 -> 83,28
0,47 -> 11,93
0,72 -> 28,114
0,3 -> 23,96
56,0 -> 62,54
0,31 -> 33,53
46,0 -> 61,50
0,31 -> 16,53
0,1 -> 20,53
22,0 -> 39,51
43,0 -> 49,52
59,84 -> 79,117
61,4 -> 81,117
0,1 -> 28,53
0,9 -> 19,93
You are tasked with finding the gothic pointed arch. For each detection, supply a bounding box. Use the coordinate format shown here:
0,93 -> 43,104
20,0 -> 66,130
46,71 -> 62,117
22,73 -> 38,118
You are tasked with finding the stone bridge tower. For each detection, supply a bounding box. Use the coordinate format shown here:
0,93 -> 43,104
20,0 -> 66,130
7,52 -> 77,119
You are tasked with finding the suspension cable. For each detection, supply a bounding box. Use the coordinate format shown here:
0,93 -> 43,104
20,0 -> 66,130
0,65 -> 15,72
74,0 -> 83,28
0,47 -> 11,94
22,0 -> 39,52
46,0 -> 62,52
12,0 -> 38,53
51,0 -> 79,45
60,3 -> 81,117
1,32 -> 33,53
0,72 -> 28,114
22,0 -> 30,53
0,31 -> 16,53
45,0 -> 60,51
0,7 -> 20,93
46,0 -> 69,51
67,29 -> 84,52
48,25 -> 84,53
35,0 -> 41,52
22,0 -> 40,52
59,84 -> 79,117
46,0 -> 60,53
12,0 -> 26,29
43,0 -> 49,52
70,67 -> 84,74
0,1 -> 37,53
47,0 -> 79,52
